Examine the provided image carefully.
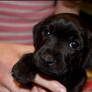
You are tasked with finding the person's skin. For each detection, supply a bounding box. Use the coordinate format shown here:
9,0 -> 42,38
55,1 -> 79,15
0,42 -> 66,92
0,1 -> 79,92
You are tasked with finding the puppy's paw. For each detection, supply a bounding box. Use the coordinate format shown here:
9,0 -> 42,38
12,53 -> 37,85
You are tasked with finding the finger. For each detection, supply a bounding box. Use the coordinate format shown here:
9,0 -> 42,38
31,84 -> 48,92
34,74 -> 67,92
0,73 -> 31,92
38,86 -> 48,92
0,85 -> 9,92
31,86 -> 39,92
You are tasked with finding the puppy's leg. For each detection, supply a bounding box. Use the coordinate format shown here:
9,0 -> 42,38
12,53 -> 37,85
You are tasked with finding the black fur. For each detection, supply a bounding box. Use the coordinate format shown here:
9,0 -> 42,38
12,13 -> 92,92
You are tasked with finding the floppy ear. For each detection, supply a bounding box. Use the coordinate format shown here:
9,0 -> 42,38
83,24 -> 92,70
85,30 -> 92,70
79,5 -> 92,70
33,22 -> 43,50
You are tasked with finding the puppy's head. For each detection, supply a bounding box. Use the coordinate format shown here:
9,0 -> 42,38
33,13 -> 90,79
12,13 -> 92,85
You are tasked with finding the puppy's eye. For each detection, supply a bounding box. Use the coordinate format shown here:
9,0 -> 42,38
69,41 -> 79,48
42,29 -> 50,36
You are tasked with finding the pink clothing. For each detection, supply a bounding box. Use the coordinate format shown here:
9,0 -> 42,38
0,1 -> 55,45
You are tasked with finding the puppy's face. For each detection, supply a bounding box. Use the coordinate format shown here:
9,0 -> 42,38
33,14 -> 89,79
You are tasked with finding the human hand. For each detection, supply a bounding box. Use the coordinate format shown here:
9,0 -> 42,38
0,42 -> 66,92
55,1 -> 79,15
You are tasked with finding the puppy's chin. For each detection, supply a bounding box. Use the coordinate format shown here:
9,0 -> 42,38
33,55 -> 64,80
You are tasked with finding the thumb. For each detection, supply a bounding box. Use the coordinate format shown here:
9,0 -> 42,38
34,74 -> 67,92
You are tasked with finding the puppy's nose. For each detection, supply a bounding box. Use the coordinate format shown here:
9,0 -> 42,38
41,53 -> 55,64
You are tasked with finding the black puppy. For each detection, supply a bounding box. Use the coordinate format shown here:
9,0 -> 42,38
12,13 -> 92,92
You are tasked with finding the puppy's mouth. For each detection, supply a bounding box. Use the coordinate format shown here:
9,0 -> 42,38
33,52 -> 57,73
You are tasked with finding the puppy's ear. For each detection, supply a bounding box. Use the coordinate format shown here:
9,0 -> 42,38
79,5 -> 92,70
33,22 -> 43,50
85,30 -> 92,70
83,27 -> 92,70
